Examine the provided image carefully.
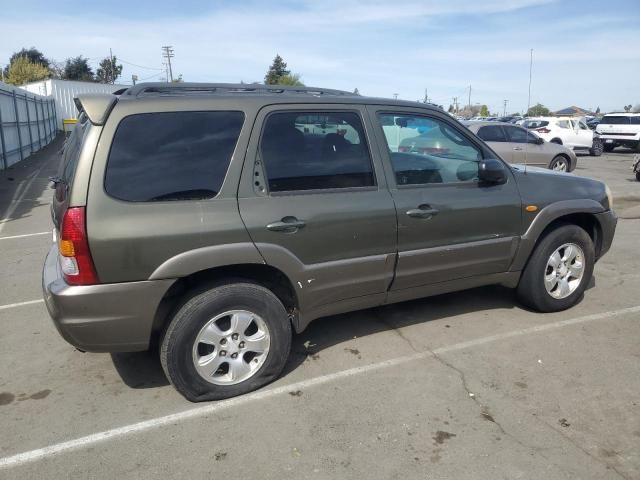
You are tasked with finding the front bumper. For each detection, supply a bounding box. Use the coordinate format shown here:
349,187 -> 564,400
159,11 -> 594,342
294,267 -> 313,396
42,245 -> 174,352
594,209 -> 617,260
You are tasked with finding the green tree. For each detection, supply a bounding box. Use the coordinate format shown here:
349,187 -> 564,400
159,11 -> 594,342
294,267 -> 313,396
264,54 -> 290,85
63,56 -> 94,81
276,73 -> 304,86
4,47 -> 50,78
595,106 -> 600,114
448,104 -> 454,113
527,103 -> 550,116
5,56 -> 50,85
95,55 -> 123,84
479,105 -> 489,117
353,88 -> 360,95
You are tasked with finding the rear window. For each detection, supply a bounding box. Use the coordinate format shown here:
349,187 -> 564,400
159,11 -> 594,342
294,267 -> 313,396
600,116 -> 631,125
105,111 -> 244,202
522,120 -> 548,129
476,125 -> 507,142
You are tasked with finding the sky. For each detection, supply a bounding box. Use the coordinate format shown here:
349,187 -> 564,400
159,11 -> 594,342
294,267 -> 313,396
1,0 -> 639,114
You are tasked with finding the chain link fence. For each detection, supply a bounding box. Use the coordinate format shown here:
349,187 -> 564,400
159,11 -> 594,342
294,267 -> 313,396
0,82 -> 57,170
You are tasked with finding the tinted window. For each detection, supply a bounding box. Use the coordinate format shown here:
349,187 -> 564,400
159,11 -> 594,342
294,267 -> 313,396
379,114 -> 481,185
600,116 -> 630,125
477,125 -> 507,142
523,120 -> 548,129
61,115 -> 89,184
105,111 -> 243,202
260,111 -> 374,192
631,117 -> 640,125
505,126 -> 539,144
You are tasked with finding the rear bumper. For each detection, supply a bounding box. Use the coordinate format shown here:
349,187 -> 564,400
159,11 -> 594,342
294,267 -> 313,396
594,209 -> 617,260
42,245 -> 174,352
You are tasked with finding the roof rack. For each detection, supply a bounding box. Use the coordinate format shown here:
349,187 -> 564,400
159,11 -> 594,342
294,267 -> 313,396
125,82 -> 357,98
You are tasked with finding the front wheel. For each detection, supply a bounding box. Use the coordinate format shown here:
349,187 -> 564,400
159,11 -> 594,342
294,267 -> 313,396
636,171 -> 640,181
589,138 -> 603,156
517,225 -> 594,312
549,155 -> 569,172
161,282 -> 292,402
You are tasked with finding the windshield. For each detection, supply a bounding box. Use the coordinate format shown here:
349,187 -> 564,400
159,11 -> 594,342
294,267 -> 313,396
600,116 -> 630,125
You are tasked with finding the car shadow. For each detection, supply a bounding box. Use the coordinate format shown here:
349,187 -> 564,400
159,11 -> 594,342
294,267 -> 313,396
109,277 -> 598,390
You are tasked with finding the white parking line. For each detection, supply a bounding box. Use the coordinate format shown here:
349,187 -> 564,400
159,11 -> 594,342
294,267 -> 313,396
0,232 -> 49,241
0,304 -> 638,469
0,299 -> 44,311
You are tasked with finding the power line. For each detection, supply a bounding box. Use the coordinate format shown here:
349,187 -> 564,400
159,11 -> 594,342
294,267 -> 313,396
119,58 -> 163,71
161,46 -> 174,83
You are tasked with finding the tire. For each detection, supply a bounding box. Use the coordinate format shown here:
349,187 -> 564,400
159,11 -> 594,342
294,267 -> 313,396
603,143 -> 615,152
589,138 -> 603,156
636,142 -> 640,153
550,138 -> 563,145
517,224 -> 594,313
549,155 -> 569,172
161,282 -> 292,402
636,171 -> 640,182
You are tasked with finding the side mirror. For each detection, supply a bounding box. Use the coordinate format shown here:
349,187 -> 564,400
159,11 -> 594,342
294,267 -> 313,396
535,137 -> 544,145
478,158 -> 507,185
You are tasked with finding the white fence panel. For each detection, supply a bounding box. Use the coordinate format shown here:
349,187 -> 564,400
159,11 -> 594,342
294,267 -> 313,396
0,81 -> 56,170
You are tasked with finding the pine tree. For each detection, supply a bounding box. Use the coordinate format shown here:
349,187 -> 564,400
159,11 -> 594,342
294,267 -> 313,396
264,55 -> 290,85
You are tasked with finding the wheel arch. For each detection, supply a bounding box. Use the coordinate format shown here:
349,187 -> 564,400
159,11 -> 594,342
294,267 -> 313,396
150,263 -> 300,346
550,137 -> 563,144
511,200 -> 605,272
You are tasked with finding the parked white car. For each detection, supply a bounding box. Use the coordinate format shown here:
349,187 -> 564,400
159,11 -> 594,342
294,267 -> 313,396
595,113 -> 640,152
522,117 -> 603,156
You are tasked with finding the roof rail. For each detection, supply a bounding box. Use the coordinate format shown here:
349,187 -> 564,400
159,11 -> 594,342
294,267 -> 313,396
126,82 -> 356,97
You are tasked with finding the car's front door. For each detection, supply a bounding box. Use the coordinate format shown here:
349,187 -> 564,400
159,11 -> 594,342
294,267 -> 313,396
574,119 -> 593,148
475,124 -> 513,162
503,125 -> 549,167
238,106 -> 397,315
369,107 -> 522,292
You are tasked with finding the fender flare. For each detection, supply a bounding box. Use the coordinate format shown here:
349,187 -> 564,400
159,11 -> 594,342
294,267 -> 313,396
510,199 -> 605,271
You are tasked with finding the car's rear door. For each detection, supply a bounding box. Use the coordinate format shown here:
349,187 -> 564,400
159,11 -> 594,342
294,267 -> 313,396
238,105 -> 397,317
368,106 -> 522,293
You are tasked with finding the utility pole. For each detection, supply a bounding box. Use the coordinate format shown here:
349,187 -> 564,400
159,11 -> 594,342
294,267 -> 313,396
468,85 -> 472,108
452,97 -> 459,114
393,93 -> 399,99
527,48 -> 533,116
109,48 -> 115,84
424,88 -> 428,103
162,46 -> 174,82
503,99 -> 508,117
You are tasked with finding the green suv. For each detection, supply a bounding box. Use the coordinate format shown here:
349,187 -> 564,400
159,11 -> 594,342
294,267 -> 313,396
43,83 -> 617,401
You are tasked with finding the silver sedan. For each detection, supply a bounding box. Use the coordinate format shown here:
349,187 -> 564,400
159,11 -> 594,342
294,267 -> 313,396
465,121 -> 578,172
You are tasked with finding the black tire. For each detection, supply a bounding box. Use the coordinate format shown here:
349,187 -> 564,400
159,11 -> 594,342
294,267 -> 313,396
589,138 -> 603,156
549,155 -> 569,172
517,224 -> 594,313
603,143 -> 615,152
550,138 -> 563,145
161,282 -> 292,402
636,142 -> 640,153
636,171 -> 640,182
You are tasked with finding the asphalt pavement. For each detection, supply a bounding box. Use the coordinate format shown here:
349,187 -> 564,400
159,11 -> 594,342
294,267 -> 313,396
0,138 -> 638,479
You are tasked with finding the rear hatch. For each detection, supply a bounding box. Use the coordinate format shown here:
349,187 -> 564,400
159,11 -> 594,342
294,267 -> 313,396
596,116 -> 639,137
51,114 -> 89,231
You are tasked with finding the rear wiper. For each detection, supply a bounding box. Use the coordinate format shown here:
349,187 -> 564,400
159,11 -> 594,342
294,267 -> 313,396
149,189 -> 217,201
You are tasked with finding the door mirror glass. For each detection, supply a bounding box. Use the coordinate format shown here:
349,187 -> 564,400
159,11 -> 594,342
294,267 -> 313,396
478,158 -> 507,185
535,136 -> 544,145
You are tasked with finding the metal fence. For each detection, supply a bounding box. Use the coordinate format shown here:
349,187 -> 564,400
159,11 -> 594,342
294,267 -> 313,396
0,82 -> 57,170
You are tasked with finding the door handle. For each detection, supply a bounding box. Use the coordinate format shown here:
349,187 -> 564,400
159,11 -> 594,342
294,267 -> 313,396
266,216 -> 306,232
513,147 -> 523,151
406,206 -> 439,219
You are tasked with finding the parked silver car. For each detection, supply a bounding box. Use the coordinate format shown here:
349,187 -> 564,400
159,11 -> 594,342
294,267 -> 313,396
465,121 -> 577,171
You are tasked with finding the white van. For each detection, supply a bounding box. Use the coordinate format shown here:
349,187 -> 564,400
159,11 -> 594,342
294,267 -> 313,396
596,113 -> 640,152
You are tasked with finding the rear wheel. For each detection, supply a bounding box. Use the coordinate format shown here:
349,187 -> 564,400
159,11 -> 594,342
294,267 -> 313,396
549,155 -> 569,172
589,138 -> 603,156
517,224 -> 594,312
161,282 -> 292,402
603,143 -> 615,152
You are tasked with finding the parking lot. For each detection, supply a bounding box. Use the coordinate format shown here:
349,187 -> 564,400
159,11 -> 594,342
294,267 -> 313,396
0,136 -> 638,479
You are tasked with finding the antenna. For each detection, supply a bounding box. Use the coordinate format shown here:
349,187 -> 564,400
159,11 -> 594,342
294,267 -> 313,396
524,48 -> 533,174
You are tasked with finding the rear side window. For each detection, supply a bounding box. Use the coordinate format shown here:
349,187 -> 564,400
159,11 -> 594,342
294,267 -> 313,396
260,111 -> 375,192
600,116 -> 630,125
105,111 -> 244,201
477,125 -> 507,142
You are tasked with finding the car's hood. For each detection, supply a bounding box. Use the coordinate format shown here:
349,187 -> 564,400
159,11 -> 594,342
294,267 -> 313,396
511,165 -> 608,209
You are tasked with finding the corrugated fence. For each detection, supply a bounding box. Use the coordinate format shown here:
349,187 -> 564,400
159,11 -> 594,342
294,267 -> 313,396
0,82 -> 57,170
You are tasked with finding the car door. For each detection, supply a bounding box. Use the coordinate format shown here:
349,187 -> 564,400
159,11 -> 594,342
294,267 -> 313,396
475,124 -> 513,162
575,119 -> 593,148
238,105 -> 397,315
368,107 -> 522,293
503,125 -> 548,167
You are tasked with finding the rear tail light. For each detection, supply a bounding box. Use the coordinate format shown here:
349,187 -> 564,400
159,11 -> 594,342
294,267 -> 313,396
59,207 -> 98,285
536,128 -> 551,133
